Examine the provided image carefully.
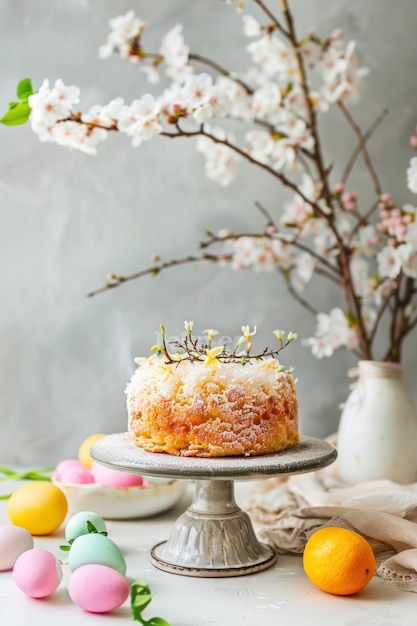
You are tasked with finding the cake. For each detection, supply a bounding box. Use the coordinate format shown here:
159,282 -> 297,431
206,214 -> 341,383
126,325 -> 299,457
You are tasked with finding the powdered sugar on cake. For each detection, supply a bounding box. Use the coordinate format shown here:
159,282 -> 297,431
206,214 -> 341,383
126,356 -> 299,458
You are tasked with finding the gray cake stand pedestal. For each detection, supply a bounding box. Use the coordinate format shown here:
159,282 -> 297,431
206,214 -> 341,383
92,433 -> 337,578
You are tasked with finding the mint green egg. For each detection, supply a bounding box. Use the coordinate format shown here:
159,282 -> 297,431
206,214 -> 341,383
68,533 -> 126,575
65,511 -> 107,542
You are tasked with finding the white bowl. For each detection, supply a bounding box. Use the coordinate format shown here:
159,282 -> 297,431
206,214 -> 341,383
52,477 -> 188,520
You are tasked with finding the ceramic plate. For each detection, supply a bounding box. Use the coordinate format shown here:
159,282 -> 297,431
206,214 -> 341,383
52,477 -> 188,520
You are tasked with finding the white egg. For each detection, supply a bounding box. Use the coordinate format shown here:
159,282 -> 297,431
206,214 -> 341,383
0,525 -> 34,571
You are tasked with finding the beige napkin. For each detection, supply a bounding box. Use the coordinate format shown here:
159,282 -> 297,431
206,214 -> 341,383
244,437 -> 417,592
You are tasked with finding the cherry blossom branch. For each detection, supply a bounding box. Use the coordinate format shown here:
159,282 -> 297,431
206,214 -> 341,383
281,272 -> 318,315
338,101 -> 383,195
278,0 -> 332,208
403,310 -> 417,337
341,108 -> 388,186
383,276 -> 415,361
199,230 -> 341,280
163,122 -> 332,221
188,53 -> 254,94
368,287 -> 394,348
251,0 -> 290,38
254,200 -> 277,227
161,119 -> 370,354
277,0 -> 373,356
350,199 -> 379,237
86,253 -> 230,298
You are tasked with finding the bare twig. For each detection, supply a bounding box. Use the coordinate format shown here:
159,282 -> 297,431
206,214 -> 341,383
254,200 -> 277,226
251,0 -> 290,38
281,272 -> 318,316
279,0 -> 333,209
341,108 -> 389,186
188,52 -> 254,94
87,253 -> 229,298
338,101 -> 383,195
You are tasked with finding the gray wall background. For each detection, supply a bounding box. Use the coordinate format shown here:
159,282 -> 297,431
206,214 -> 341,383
1,0 -> 416,464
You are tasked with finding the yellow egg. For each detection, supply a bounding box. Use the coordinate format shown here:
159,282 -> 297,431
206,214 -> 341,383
7,482 -> 68,536
78,433 -> 107,469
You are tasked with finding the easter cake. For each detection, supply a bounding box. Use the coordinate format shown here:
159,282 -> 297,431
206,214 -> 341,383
126,323 -> 299,458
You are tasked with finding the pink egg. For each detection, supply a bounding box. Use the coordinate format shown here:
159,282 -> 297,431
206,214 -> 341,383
68,563 -> 130,613
53,459 -> 85,481
91,462 -> 143,488
58,465 -> 94,484
13,549 -> 62,598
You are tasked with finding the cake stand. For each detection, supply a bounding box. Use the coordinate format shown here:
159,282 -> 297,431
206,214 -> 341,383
91,433 -> 336,578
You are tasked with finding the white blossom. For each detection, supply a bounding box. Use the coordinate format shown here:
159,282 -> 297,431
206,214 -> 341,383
196,127 -> 240,186
117,94 -> 162,147
247,34 -> 296,79
291,251 -> 316,290
318,40 -> 368,104
405,222 -> 417,247
303,336 -> 335,358
398,243 -> 417,278
29,79 -> 79,126
160,24 -> 190,78
377,245 -> 403,279
231,237 -> 292,271
245,129 -> 274,164
82,100 -> 122,128
407,157 -> 417,193
250,82 -> 282,119
215,76 -> 253,121
52,120 -> 107,155
350,254 -> 371,298
271,138 -> 298,171
99,11 -> 146,60
304,307 -> 359,358
242,15 -> 261,37
159,83 -> 191,119
188,76 -> 230,123
139,65 -> 161,85
351,224 -> 379,257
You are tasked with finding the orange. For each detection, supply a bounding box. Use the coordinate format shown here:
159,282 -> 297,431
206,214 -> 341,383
303,527 -> 376,595
78,433 -> 107,469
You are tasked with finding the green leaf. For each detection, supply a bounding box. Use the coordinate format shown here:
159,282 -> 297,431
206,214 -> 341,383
86,520 -> 98,534
59,544 -> 71,552
130,581 -> 153,621
0,493 -> 12,500
16,78 -> 34,100
130,580 -> 171,626
0,466 -> 17,476
0,466 -> 53,482
8,101 -> 19,110
0,102 -> 31,126
132,592 -> 153,612
19,469 -> 53,481
147,618 -> 171,626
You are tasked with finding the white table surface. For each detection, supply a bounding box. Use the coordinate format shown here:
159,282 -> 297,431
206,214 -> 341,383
1,479 -> 417,626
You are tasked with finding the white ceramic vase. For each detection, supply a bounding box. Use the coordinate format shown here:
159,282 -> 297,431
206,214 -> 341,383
337,360 -> 417,484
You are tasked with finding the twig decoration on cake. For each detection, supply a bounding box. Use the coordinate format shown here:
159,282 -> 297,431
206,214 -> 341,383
148,321 -> 297,371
